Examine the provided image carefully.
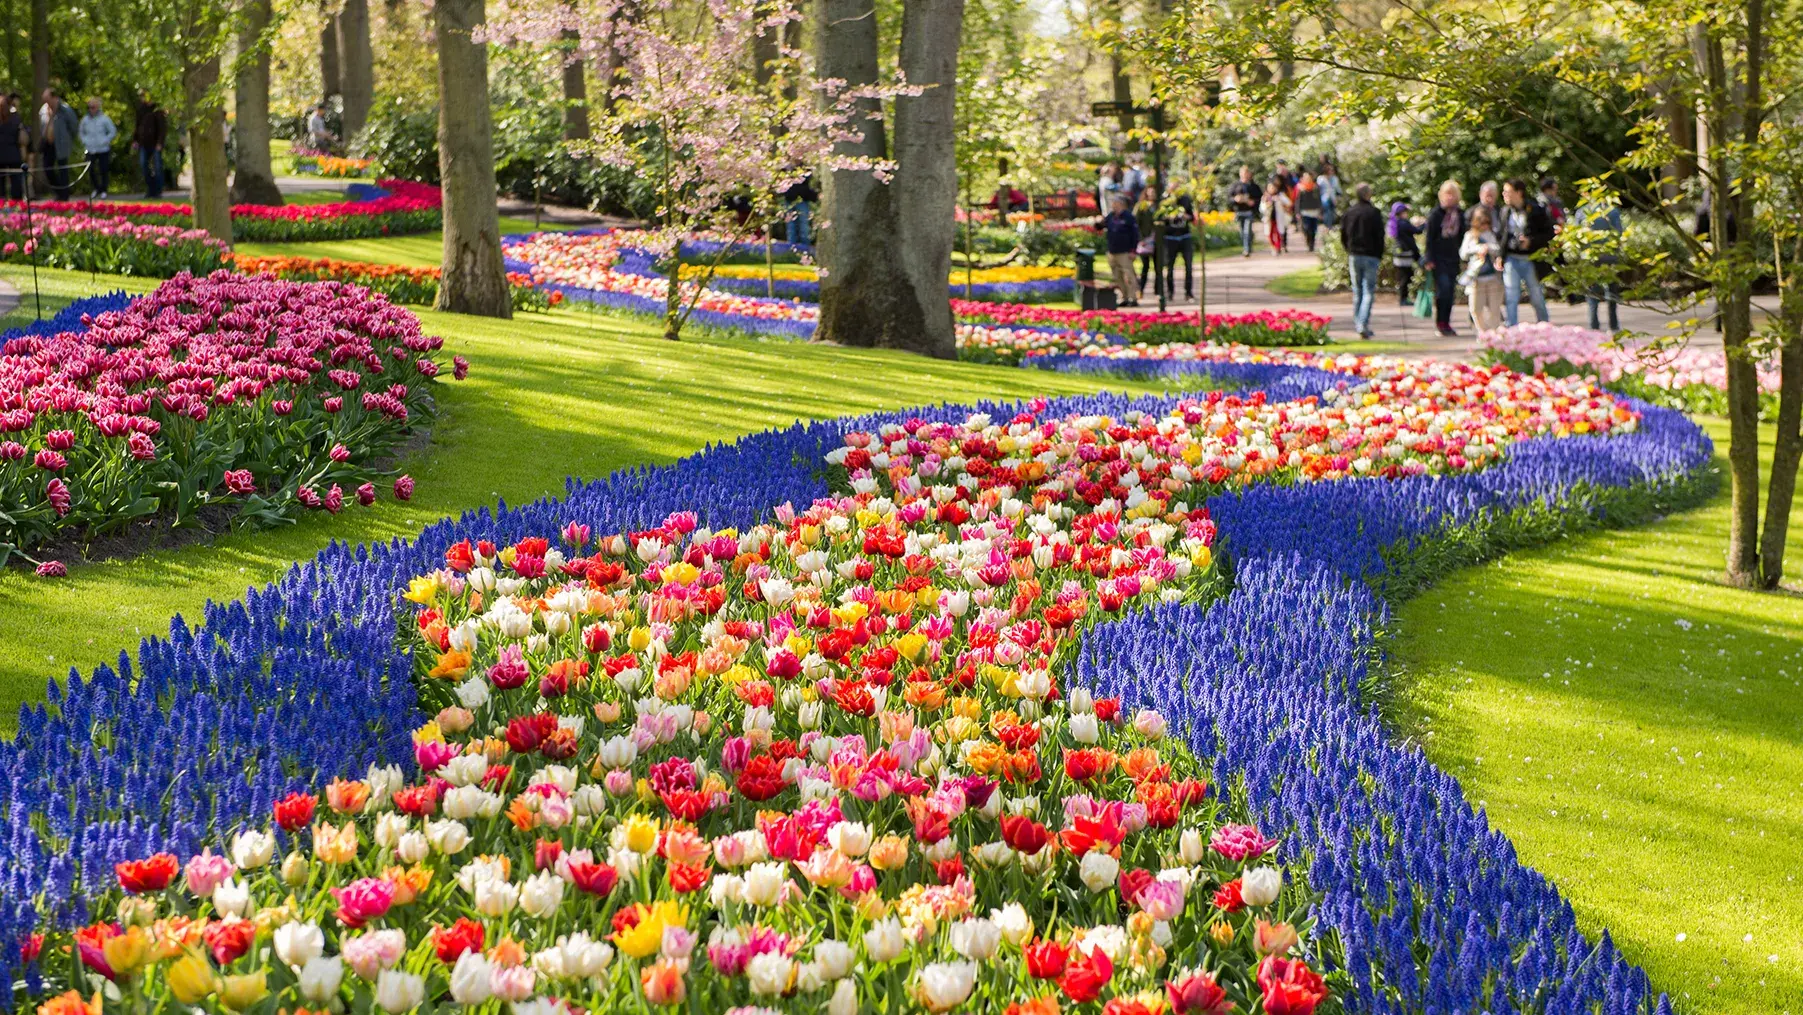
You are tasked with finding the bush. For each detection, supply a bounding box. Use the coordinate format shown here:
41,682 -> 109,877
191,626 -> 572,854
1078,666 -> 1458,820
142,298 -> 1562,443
351,96 -> 441,185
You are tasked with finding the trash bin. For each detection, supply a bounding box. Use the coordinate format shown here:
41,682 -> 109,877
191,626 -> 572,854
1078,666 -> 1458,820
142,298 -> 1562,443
1075,248 -> 1095,282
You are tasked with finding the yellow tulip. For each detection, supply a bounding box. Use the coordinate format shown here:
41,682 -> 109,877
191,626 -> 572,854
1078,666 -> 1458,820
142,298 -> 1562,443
313,821 -> 359,864
402,575 -> 439,604
166,950 -> 219,1004
628,626 -> 653,652
100,926 -> 152,978
612,901 -> 688,959
218,971 -> 268,1012
623,814 -> 659,853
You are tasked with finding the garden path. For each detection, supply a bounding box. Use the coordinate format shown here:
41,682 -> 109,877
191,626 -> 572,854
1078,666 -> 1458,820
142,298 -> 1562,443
1129,233 -> 1730,360
0,276 -> 16,318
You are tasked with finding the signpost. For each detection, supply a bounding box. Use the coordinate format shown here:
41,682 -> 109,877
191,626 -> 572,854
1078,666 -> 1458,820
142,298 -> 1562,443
1090,101 -> 1171,312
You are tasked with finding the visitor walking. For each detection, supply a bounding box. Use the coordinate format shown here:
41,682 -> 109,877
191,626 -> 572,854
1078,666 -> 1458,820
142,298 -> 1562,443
1340,182 -> 1384,339
1421,180 -> 1467,336
1295,172 -> 1323,251
132,93 -> 166,198
1121,155 -> 1147,206
1103,195 -> 1141,307
1263,181 -> 1292,255
1388,201 -> 1422,305
1134,187 -> 1160,295
1577,199 -> 1624,331
1539,176 -> 1565,226
1460,206 -> 1505,332
1097,163 -> 1122,216
1499,178 -> 1553,325
37,89 -> 79,200
307,103 -> 336,152
1227,165 -> 1261,257
79,97 -> 116,200
1472,181 -> 1503,243
778,174 -> 816,245
1317,159 -> 1342,226
1162,190 -> 1196,299
0,94 -> 24,200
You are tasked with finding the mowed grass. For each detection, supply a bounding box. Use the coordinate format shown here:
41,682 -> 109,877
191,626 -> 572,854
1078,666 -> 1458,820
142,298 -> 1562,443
0,265 -> 1156,726
235,218 -> 566,268
1,269 -> 161,329
1391,417 -> 1803,1013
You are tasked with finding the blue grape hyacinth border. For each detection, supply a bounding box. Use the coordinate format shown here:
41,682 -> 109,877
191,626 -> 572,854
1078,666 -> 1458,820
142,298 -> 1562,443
0,337 -> 1711,1011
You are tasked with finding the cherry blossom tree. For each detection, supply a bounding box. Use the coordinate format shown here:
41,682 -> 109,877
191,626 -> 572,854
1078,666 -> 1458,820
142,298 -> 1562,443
488,0 -> 906,342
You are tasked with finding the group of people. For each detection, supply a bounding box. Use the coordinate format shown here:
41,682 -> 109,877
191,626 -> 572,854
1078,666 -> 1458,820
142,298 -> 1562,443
1099,185 -> 1198,306
1226,158 -> 1343,257
1337,175 -> 1621,339
0,88 -> 168,201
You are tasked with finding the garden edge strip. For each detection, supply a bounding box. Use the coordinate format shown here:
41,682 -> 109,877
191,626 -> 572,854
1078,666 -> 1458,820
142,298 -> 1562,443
0,363 -> 1707,1012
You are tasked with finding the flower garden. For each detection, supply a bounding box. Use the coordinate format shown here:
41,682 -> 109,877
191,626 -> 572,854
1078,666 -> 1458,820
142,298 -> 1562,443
1479,322 -> 1783,419
0,182 -> 442,244
0,233 -> 1718,1013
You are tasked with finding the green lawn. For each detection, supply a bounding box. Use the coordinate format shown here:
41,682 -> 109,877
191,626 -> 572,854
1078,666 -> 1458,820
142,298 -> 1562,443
0,265 -> 1157,726
1391,417 -> 1803,1013
1266,266 -> 1325,297
1,268 -> 161,329
234,217 -> 561,267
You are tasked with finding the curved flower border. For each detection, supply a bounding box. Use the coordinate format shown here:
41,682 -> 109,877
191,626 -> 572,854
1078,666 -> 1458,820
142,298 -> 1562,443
0,352 -> 1708,1011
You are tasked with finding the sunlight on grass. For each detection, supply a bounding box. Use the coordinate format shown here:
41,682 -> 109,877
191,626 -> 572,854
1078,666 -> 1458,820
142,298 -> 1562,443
1391,418 -> 1803,1012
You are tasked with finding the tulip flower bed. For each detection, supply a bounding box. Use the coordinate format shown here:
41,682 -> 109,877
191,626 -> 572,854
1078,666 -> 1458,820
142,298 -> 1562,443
0,331 -> 1713,1015
505,231 -> 1328,359
952,302 -> 1334,349
1,182 -> 442,243
293,155 -> 375,178
0,213 -> 230,278
1478,322 -> 1781,419
695,264 -> 1077,303
229,255 -> 561,314
0,271 -> 464,563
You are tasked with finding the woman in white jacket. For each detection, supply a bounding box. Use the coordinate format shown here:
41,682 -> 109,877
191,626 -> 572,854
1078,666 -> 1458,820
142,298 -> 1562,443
1459,206 -> 1505,332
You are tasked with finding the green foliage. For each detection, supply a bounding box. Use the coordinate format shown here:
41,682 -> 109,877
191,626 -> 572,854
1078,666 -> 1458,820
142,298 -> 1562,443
351,96 -> 439,184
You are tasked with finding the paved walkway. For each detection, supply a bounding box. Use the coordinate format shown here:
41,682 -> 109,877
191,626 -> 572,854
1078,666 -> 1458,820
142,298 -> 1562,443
153,169 -> 623,227
0,275 -> 17,319
1127,235 -> 1723,360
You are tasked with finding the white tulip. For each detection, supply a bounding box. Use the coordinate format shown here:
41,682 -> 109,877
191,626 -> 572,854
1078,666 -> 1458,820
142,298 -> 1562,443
949,918 -> 1000,961
473,876 -> 519,916
828,821 -> 871,858
396,831 -> 430,864
863,918 -> 905,963
374,969 -> 425,1013
915,961 -> 977,1012
455,676 -> 491,709
1241,866 -> 1282,907
297,956 -> 344,1003
274,922 -> 324,969
211,877 -> 250,918
991,903 -> 1033,946
746,951 -> 794,996
441,753 -> 489,788
230,830 -> 275,870
449,952 -> 494,1004
1180,829 -> 1207,865
374,812 -> 409,849
1078,850 -> 1120,893
828,979 -> 859,1015
1067,712 -> 1100,745
425,818 -> 472,855
520,871 -> 565,918
743,861 -> 786,907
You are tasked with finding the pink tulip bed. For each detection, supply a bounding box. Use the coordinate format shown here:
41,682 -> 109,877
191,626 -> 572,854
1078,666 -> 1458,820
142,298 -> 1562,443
0,336 -> 1711,1015
501,231 -> 1333,358
0,271 -> 466,567
0,213 -> 231,278
1478,323 -> 1782,419
0,181 -> 443,243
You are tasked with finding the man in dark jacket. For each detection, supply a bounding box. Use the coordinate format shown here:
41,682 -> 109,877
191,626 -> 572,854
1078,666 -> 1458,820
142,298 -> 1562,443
1103,195 -> 1142,306
1226,165 -> 1261,256
0,93 -> 24,200
1421,180 -> 1467,336
37,88 -> 80,199
1499,178 -> 1553,325
131,93 -> 167,198
1339,182 -> 1385,338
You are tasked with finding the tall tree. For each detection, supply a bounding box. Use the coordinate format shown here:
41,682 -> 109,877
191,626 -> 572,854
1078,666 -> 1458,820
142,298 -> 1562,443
434,0 -> 511,318
29,0 -> 46,147
815,0 -> 906,349
319,1 -> 341,100
185,52 -> 233,238
889,0 -> 964,358
560,26 -> 589,140
337,0 -> 373,140
231,0 -> 284,205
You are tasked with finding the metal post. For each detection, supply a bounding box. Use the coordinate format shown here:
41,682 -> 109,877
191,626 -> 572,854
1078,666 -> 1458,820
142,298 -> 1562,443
1152,107 -> 1166,313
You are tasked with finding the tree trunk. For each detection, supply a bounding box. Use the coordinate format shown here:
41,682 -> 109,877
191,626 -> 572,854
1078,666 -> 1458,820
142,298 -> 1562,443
1763,319 -> 1803,588
338,0 -> 374,141
320,3 -> 342,100
1110,53 -> 1134,138
434,0 -> 511,318
814,0 -> 903,349
782,14 -> 803,101
560,27 -> 589,140
185,55 -> 234,241
29,0 -> 46,155
890,0 -> 963,360
231,0 -> 285,206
